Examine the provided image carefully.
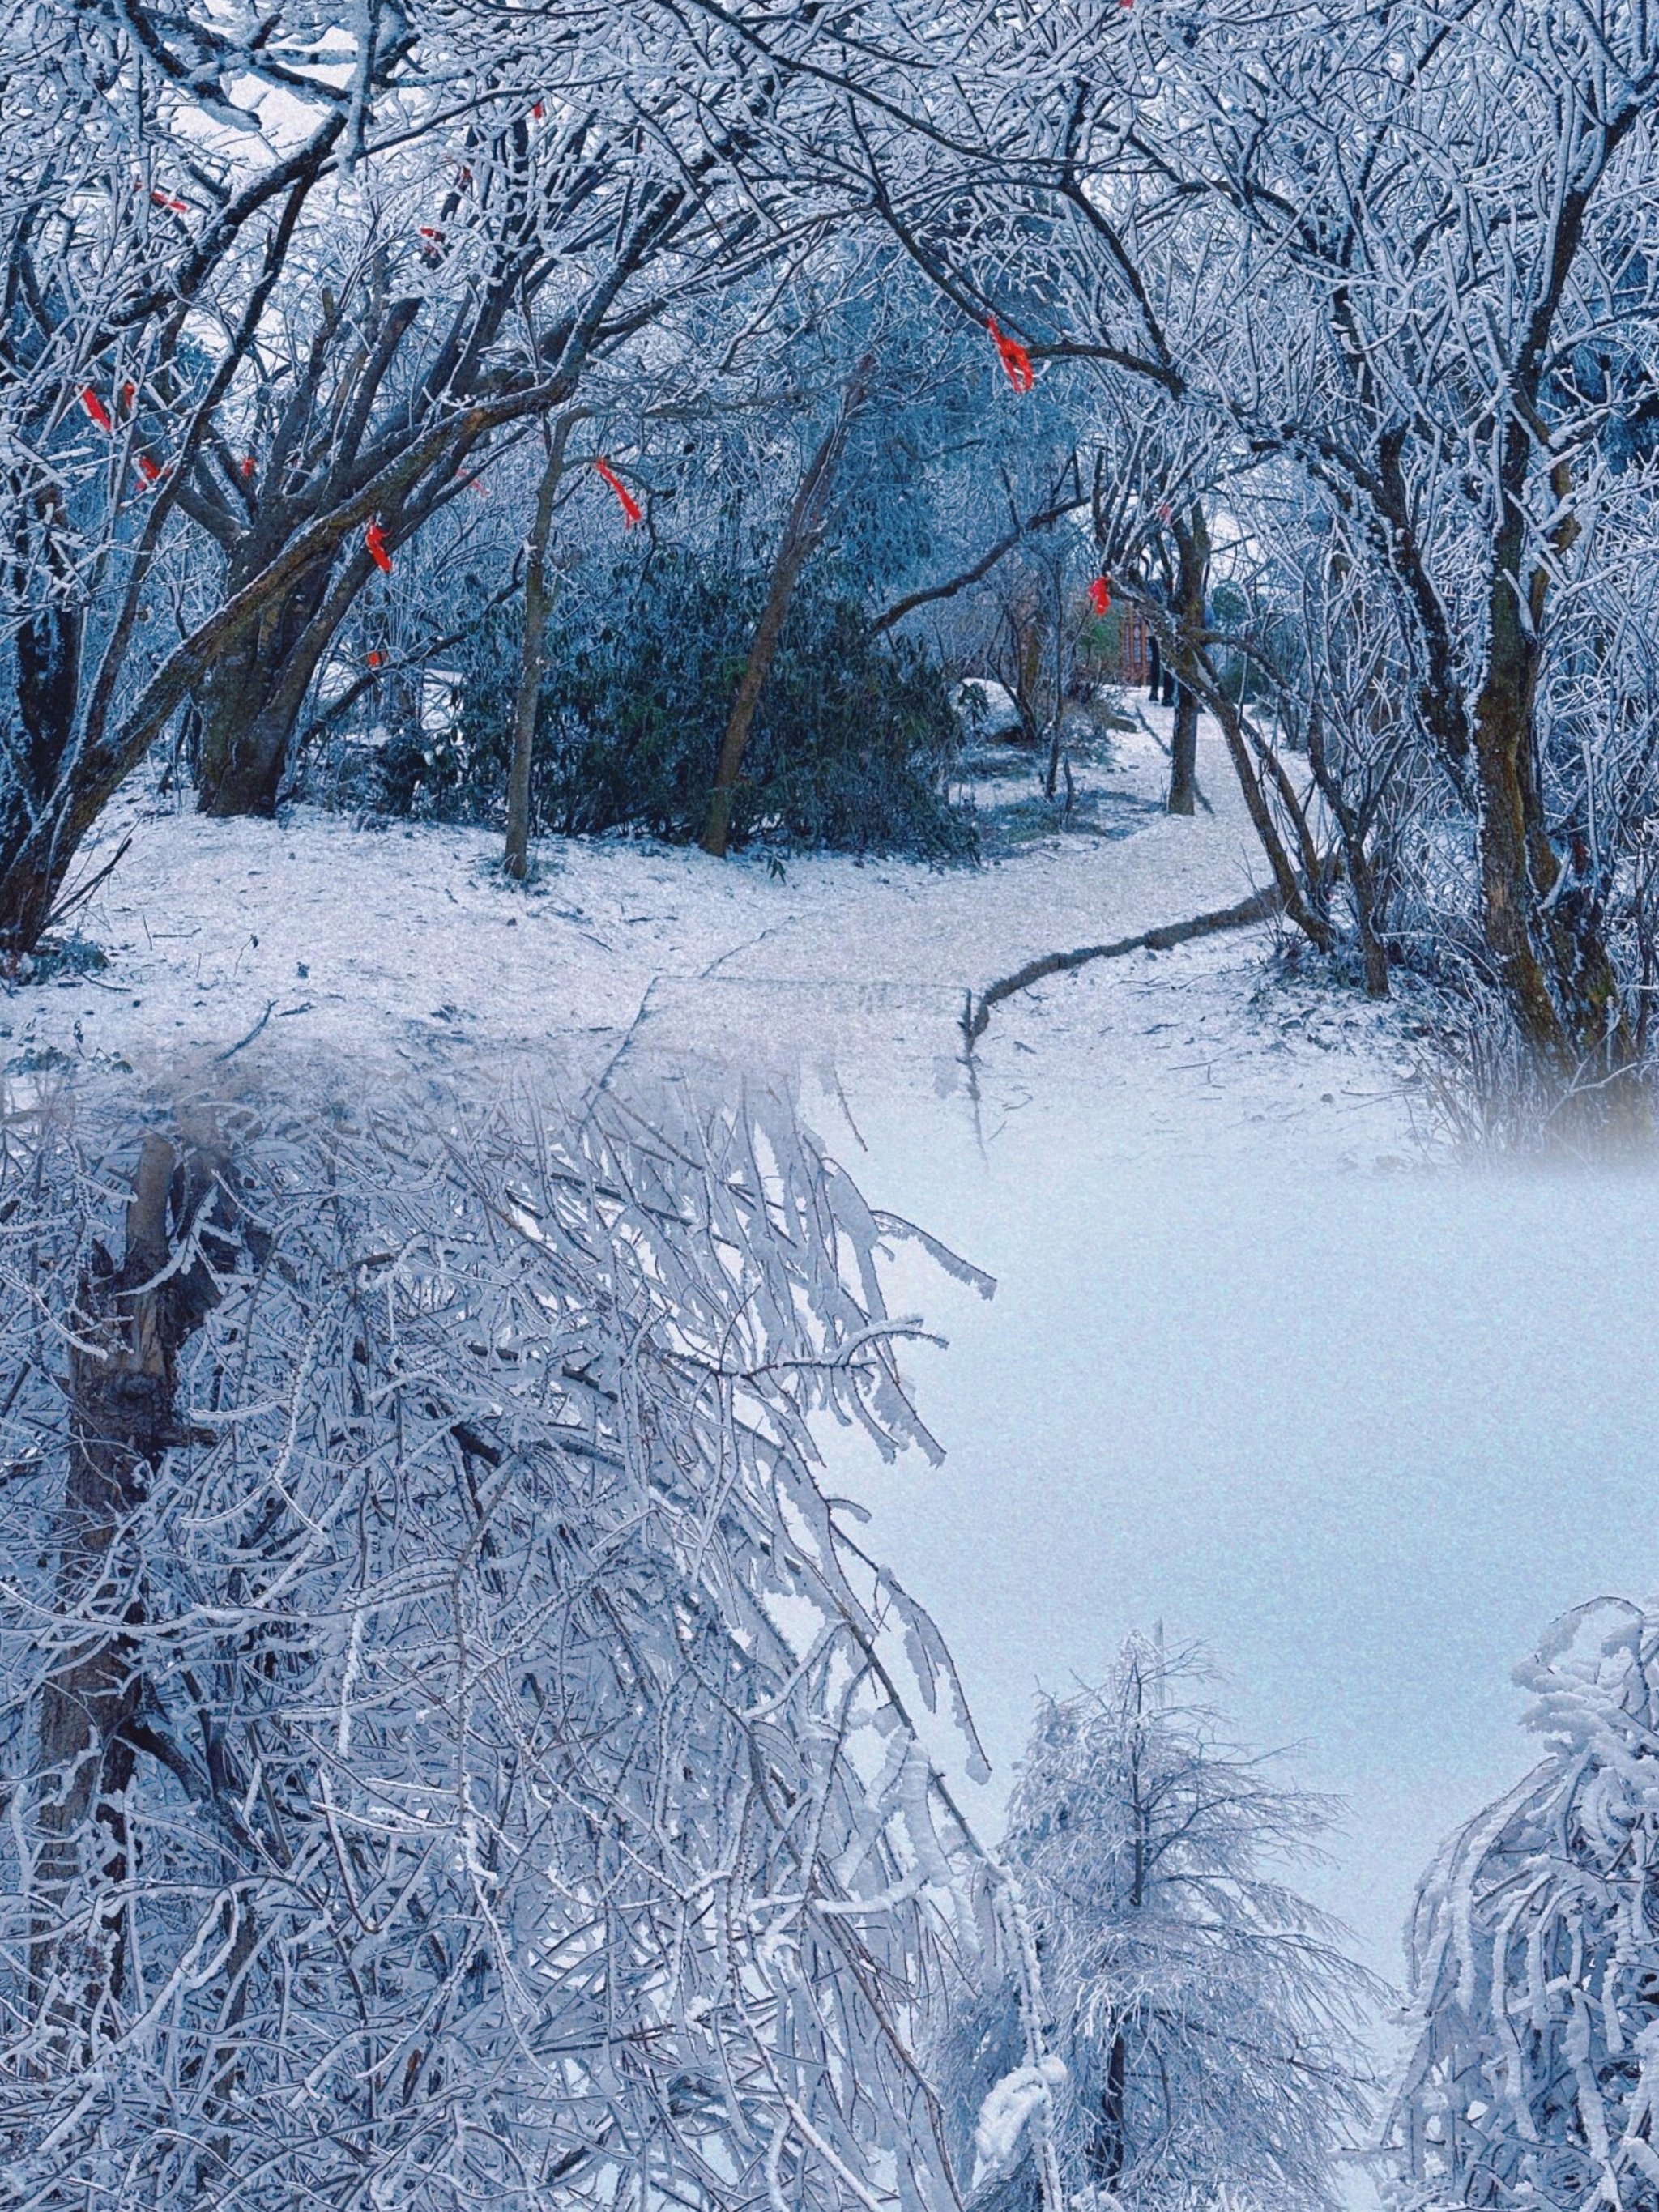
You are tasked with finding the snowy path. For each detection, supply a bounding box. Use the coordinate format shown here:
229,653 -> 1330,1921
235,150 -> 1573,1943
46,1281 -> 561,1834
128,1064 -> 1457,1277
13,710 -> 1419,1168
17,709 -> 1659,2073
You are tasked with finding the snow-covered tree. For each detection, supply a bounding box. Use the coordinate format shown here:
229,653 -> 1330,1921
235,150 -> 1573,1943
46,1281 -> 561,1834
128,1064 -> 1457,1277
705,0 -> 1659,1086
945,1639 -> 1378,2212
1381,1596 -> 1659,2212
0,1067 -> 1001,2210
0,0 -> 385,950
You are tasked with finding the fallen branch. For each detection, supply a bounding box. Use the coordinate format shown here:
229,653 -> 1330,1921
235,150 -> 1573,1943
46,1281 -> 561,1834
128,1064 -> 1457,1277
44,834 -> 134,935
215,999 -> 275,1062
962,884 -> 1282,1045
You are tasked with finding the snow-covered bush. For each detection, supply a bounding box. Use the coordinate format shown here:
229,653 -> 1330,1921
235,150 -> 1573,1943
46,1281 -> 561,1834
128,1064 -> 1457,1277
942,1639 -> 1377,2212
1381,1597 -> 1659,2212
0,1067 -> 992,2209
433,553 -> 978,860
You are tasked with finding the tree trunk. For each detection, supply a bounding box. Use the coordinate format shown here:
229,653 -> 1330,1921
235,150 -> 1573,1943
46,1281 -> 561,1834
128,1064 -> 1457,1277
702,359 -> 872,858
1043,561 -> 1066,802
1167,509 -> 1208,817
32,1133 -> 231,2054
196,669 -> 292,819
1351,849 -> 1391,999
1470,457 -> 1629,1085
1305,703 -> 1390,998
1209,691 -> 1335,953
0,503 -> 86,957
194,559 -> 339,817
504,416 -> 578,880
1088,2031 -> 1128,2188
1169,687 -> 1199,816
701,552 -> 809,858
1469,506 -> 1564,1060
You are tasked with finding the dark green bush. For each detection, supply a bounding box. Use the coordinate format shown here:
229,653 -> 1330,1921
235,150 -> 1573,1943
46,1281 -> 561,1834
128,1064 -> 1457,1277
420,552 -> 976,862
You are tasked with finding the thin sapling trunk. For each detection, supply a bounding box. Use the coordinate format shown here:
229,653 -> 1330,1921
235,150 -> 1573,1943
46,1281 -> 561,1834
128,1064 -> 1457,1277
702,357 -> 872,859
504,413 -> 580,880
1168,507 -> 1208,817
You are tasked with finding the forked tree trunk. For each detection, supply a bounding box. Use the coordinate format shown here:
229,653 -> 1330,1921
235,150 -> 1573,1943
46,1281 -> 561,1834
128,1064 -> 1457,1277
1305,704 -> 1391,998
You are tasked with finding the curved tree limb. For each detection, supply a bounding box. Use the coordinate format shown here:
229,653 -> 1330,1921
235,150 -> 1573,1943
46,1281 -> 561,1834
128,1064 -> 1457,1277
962,884 -> 1284,1045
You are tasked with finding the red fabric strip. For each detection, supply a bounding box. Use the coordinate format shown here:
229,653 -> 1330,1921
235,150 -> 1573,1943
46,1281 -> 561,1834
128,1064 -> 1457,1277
594,458 -> 642,526
986,318 -> 1034,393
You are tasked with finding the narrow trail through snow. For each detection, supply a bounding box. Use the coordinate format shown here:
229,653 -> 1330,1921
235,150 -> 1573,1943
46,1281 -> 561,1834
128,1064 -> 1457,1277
16,710 -> 1418,1171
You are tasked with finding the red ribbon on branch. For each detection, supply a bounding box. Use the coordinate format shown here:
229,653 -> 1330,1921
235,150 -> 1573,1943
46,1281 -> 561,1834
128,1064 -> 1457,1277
150,189 -> 190,214
986,317 -> 1034,393
120,381 -> 137,414
79,387 -> 113,433
1088,578 -> 1111,616
240,455 -> 257,478
594,458 -> 642,527
365,520 -> 394,573
532,101 -> 545,120
134,452 -> 162,488
367,650 -> 384,668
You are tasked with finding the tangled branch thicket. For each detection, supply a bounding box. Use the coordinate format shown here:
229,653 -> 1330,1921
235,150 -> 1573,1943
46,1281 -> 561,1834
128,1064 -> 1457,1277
0,1068 -> 1001,2210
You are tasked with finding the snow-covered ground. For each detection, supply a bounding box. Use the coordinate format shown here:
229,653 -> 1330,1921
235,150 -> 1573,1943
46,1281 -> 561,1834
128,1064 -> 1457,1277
20,701 -> 1659,2110
17,708 -> 1419,1170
